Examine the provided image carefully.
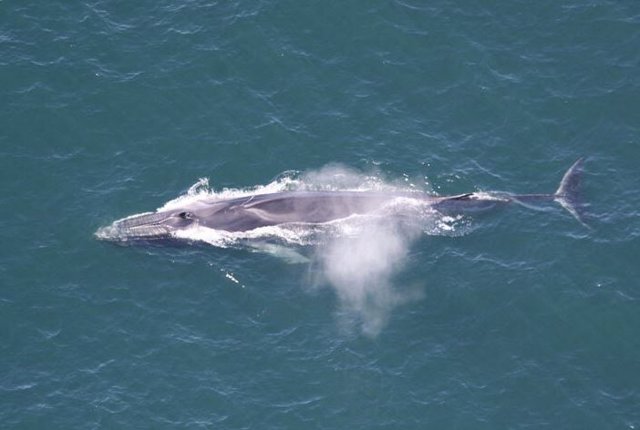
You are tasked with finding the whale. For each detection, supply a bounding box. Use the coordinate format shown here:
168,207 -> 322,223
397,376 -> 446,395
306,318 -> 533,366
96,159 -> 587,243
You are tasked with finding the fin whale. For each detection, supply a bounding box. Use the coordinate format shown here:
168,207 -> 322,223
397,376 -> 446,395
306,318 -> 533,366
96,159 -> 587,243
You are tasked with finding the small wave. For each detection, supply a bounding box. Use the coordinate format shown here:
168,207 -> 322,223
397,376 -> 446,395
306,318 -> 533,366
172,223 -> 318,248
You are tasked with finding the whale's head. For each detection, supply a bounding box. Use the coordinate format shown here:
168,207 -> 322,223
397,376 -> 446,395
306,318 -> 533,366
95,209 -> 198,244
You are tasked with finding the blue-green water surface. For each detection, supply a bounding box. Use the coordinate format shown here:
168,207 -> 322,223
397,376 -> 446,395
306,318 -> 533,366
2,1 -> 639,428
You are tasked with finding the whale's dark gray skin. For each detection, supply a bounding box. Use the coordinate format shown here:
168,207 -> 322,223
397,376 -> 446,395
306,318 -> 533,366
96,159 -> 586,243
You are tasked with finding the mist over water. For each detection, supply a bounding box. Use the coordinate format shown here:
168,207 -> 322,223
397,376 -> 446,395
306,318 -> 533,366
315,217 -> 424,337
295,166 -> 427,335
298,163 -> 402,192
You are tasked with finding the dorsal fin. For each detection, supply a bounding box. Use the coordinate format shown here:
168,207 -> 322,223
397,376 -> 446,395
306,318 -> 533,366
447,193 -> 474,201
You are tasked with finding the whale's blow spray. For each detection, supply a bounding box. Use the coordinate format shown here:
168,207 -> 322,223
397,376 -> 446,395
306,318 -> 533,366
298,166 -> 455,336
316,217 -> 424,337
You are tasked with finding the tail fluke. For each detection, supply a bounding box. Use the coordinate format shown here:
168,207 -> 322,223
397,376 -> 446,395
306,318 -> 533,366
554,158 -> 589,227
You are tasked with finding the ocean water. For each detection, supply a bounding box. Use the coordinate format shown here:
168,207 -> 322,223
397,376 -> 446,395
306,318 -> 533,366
2,0 -> 639,428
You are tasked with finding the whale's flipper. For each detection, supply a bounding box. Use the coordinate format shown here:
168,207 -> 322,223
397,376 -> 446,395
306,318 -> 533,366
248,242 -> 311,264
554,158 -> 589,227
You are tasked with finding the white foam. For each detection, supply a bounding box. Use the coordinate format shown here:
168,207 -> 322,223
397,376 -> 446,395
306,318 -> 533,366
171,223 -> 317,247
157,176 -> 301,212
